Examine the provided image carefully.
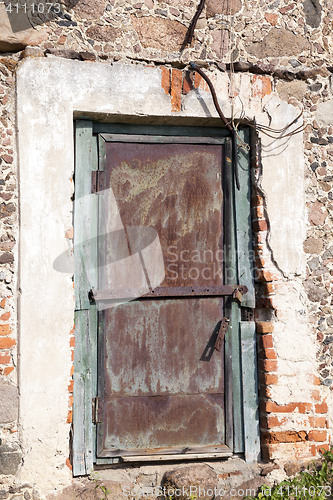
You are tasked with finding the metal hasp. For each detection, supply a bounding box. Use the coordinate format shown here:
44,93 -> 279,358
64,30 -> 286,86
214,317 -> 230,352
89,285 -> 248,302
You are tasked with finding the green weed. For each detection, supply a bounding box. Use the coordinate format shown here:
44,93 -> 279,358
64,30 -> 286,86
246,448 -> 333,500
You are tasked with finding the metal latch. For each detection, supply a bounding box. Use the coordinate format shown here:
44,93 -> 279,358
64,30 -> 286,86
214,317 -> 230,351
92,397 -> 103,423
91,171 -> 105,194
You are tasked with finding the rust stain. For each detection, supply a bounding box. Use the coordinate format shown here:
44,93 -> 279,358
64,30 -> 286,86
161,67 -> 171,95
171,68 -> 182,112
105,142 -> 223,288
252,74 -> 272,98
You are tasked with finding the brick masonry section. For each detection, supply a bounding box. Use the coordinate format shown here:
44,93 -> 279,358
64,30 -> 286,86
251,153 -> 329,461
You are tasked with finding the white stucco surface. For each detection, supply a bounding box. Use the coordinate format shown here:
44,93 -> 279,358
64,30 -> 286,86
16,57 -> 309,492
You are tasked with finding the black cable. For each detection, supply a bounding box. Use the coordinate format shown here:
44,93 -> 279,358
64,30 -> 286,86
185,0 -> 206,46
189,62 -> 240,190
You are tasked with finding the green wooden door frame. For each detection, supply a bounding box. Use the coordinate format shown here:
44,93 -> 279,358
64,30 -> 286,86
72,120 -> 260,476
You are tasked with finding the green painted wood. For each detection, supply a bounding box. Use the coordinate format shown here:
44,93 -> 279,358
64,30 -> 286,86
241,321 -> 260,462
223,138 -> 244,453
234,129 -> 255,309
94,122 -> 230,138
73,371 -> 85,476
73,310 -> 93,475
100,133 -> 227,144
73,121 -> 99,476
234,129 -> 260,461
74,121 -> 94,311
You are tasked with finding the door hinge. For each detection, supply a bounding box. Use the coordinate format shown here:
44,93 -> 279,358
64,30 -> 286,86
91,171 -> 105,194
92,397 -> 103,423
214,317 -> 230,351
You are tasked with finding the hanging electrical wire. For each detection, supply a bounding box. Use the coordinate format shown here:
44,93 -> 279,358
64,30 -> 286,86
185,0 -> 206,46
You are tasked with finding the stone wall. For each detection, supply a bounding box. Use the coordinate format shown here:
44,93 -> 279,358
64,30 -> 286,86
1,0 -> 333,498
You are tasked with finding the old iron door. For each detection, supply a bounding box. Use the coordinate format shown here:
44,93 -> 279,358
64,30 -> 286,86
95,134 -> 231,458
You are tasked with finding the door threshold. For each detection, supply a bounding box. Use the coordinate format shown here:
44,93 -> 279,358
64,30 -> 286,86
95,448 -> 232,465
121,451 -> 233,462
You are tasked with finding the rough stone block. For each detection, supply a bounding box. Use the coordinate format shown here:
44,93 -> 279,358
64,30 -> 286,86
61,0 -> 105,20
162,464 -> 218,500
131,16 -> 187,51
206,0 -> 242,17
303,0 -> 321,28
0,443 -> 22,475
0,4 -> 49,53
246,28 -> 309,59
0,383 -> 18,424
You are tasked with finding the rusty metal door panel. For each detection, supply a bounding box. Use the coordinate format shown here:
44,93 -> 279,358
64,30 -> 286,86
104,298 -> 224,398
103,142 -> 223,288
97,138 -> 226,458
99,394 -> 225,457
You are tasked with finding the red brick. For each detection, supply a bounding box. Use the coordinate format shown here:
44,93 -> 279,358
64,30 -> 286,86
297,403 -> 312,413
253,219 -> 268,232
0,311 -> 10,321
259,359 -> 278,372
68,395 -> 73,408
193,72 -> 209,92
260,385 -> 272,398
0,354 -> 10,364
315,402 -> 328,413
310,443 -> 317,456
263,401 -> 297,413
0,298 -> 6,308
71,350 -> 74,361
311,389 -> 321,401
260,373 -> 279,385
3,366 -> 14,375
260,416 -> 268,429
0,337 -> 15,348
161,67 -> 171,95
255,269 -> 280,282
309,417 -> 326,428
70,365 -> 74,377
67,410 -> 72,424
308,430 -> 327,442
182,71 -> 193,94
253,206 -> 264,219
267,416 -> 288,428
66,458 -> 72,470
171,69 -> 182,112
317,444 -> 329,453
69,337 -> 75,347
252,75 -> 272,98
260,335 -> 274,349
265,283 -> 276,294
255,257 -> 266,269
251,195 -> 264,207
262,431 -> 307,444
256,297 -> 275,309
256,322 -> 274,334
0,324 -> 11,336
307,374 -> 321,386
259,348 -> 277,360
68,380 -> 74,393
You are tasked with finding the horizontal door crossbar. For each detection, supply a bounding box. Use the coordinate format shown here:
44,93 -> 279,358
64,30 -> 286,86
89,285 -> 248,301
